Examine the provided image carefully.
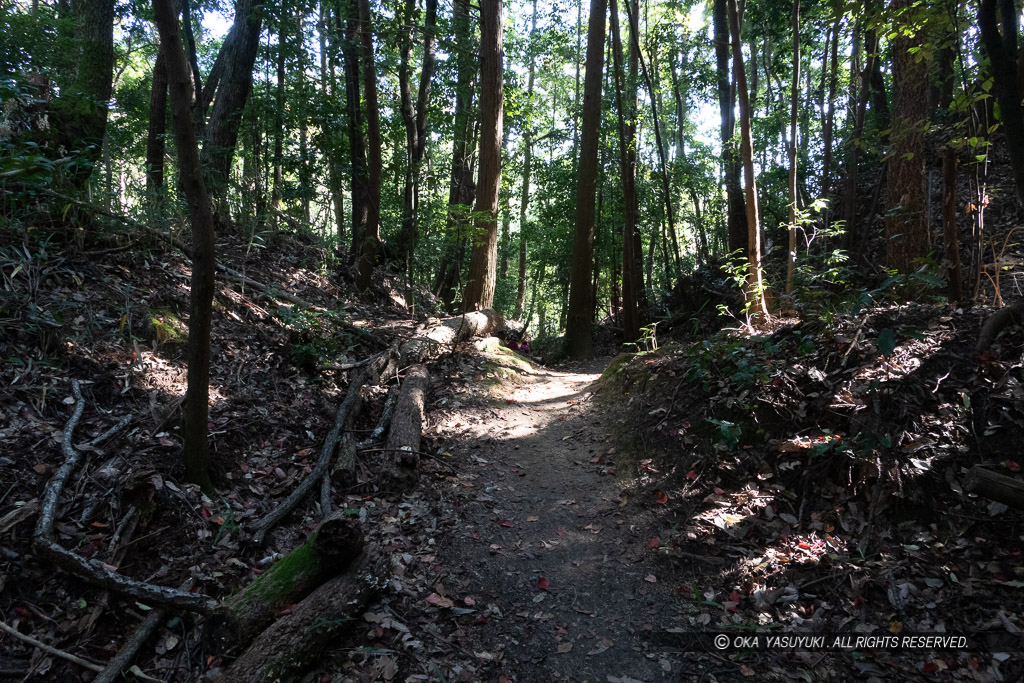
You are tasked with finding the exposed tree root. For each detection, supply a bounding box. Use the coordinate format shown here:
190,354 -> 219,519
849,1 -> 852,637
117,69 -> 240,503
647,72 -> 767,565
976,300 -> 1024,352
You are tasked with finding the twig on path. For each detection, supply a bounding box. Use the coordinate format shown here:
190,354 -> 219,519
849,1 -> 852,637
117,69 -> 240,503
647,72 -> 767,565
0,620 -> 104,674
92,606 -> 166,683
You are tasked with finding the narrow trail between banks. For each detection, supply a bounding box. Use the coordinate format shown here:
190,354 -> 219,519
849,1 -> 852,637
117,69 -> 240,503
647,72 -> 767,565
425,359 -> 691,682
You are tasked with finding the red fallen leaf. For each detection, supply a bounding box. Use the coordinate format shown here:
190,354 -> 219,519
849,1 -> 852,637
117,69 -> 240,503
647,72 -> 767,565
499,677 -> 510,683
425,593 -> 454,608
91,522 -> 109,528
686,469 -> 697,480
557,526 -> 566,537
729,591 -> 743,602
537,577 -> 550,590
1004,460 -> 1021,472
499,520 -> 515,528
276,604 -> 296,617
464,596 -> 476,606
656,491 -> 668,504
798,541 -> 811,549
472,531 -> 480,540
200,508 -> 212,519
533,408 -> 542,412
648,538 -> 660,548
923,662 -> 938,673
33,463 -> 48,474
475,615 -> 488,625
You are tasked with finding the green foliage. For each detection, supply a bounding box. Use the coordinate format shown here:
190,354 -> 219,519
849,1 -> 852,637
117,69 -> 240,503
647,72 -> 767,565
274,305 -> 354,372
705,418 -> 742,450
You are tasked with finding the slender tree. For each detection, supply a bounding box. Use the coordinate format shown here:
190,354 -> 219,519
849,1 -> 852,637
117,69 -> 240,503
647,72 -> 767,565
609,0 -> 640,342
565,0 -> 607,357
727,0 -> 769,319
786,0 -> 800,295
145,51 -> 168,197
341,0 -> 369,255
714,0 -> 746,253
151,0 -> 216,492
355,0 -> 383,291
514,0 -> 539,320
461,0 -> 504,311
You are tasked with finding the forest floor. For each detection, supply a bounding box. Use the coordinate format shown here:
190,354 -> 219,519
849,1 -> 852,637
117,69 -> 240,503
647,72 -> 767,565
2,224 -> 1024,682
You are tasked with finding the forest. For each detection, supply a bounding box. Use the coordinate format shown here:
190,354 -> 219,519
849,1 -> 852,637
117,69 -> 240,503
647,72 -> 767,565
2,0 -> 1024,680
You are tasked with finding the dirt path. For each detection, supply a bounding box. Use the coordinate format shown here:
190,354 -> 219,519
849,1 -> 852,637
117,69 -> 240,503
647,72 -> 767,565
427,358 -> 684,682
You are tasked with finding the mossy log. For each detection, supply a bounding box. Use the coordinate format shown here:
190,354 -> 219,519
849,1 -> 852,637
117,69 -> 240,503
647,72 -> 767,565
206,512 -> 364,654
221,547 -> 388,682
385,364 -> 429,490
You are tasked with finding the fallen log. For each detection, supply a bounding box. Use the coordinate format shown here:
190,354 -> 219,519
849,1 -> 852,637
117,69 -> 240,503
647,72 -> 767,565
977,300 -> 1024,353
385,364 -> 429,490
221,547 -> 388,682
207,512 -> 363,653
397,309 -> 503,365
965,466 -> 1024,510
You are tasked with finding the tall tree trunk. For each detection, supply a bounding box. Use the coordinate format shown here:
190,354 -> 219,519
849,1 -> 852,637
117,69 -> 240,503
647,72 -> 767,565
714,0 -> 746,253
821,17 -> 839,200
979,0 -> 1024,204
886,0 -> 929,272
52,0 -> 115,186
146,51 -> 168,197
623,0 -> 679,283
271,12 -> 286,216
728,0 -> 768,319
609,0 -> 640,343
514,0 -> 538,320
355,0 -> 383,290
786,0 -> 800,295
397,0 -> 438,274
565,0 -> 607,358
341,1 -> 368,255
840,27 -> 876,250
151,0 -> 215,493
461,0 -> 504,311
296,9 -> 311,224
435,0 -> 478,309
200,0 -> 262,226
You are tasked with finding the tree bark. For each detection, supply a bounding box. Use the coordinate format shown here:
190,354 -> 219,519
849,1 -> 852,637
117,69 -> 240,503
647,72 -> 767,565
786,0 -> 800,295
461,0 -> 504,311
51,0 -> 115,186
886,0 -> 929,273
727,0 -> 768,319
565,0 -> 607,358
397,0 -> 438,273
714,0 -> 746,254
385,364 -> 429,490
271,10 -> 287,216
609,0 -> 640,343
943,147 -> 962,301
145,50 -> 168,197
205,513 -> 364,654
221,549 -> 388,683
151,0 -> 216,492
514,0 -> 539,320
841,27 -> 876,251
355,0 -> 383,290
979,0 -> 1024,204
341,0 -> 369,255
199,0 -> 262,226
821,18 -> 839,200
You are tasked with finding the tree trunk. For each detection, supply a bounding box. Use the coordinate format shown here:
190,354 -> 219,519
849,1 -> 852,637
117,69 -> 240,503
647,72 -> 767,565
355,0 -> 383,291
979,0 -> 1024,204
943,147 -> 962,301
271,11 -> 286,216
461,0 -> 504,311
786,0 -> 800,295
200,0 -> 262,226
435,0 -> 477,309
714,0 -> 746,254
727,0 -> 768,319
341,0 -> 369,255
151,0 -> 216,493
51,0 -> 115,186
397,0 -> 438,274
609,0 -> 640,343
514,0 -> 536,321
841,27 -> 876,251
886,0 -> 929,273
565,0 -> 607,359
821,18 -> 839,200
145,50 -> 168,197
